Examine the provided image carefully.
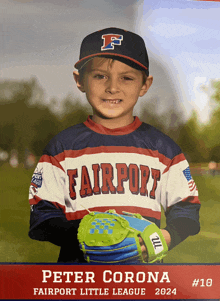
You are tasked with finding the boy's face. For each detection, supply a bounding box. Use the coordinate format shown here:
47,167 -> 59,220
74,57 -> 153,127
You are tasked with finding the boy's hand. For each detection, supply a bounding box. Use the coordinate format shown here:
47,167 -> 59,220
139,236 -> 148,262
161,229 -> 171,248
139,229 -> 171,262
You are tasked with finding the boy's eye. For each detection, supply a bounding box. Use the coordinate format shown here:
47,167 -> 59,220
94,74 -> 106,79
123,76 -> 133,81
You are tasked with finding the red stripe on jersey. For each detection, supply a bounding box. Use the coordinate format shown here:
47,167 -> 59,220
84,116 -> 142,135
39,154 -> 65,172
163,153 -> 186,174
29,195 -> 43,205
181,196 -> 200,204
54,146 -> 172,167
29,199 -> 160,221
64,206 -> 161,221
29,196 -> 65,212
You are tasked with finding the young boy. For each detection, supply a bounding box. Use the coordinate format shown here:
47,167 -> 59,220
28,27 -> 201,263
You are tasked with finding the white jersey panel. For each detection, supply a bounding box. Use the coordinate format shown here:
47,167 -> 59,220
61,152 -> 166,214
161,159 -> 199,211
29,161 -> 66,206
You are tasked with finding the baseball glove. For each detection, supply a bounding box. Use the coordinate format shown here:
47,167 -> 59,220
77,210 -> 168,264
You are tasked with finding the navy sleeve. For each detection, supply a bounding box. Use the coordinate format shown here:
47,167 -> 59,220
28,200 -> 81,247
164,202 -> 201,250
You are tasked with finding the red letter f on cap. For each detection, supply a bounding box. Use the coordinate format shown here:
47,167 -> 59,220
101,34 -> 123,51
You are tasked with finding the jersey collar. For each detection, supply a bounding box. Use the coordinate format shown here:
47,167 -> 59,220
84,116 -> 142,136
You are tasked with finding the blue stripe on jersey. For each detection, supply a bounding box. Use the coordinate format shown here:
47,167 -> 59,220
43,121 -> 182,160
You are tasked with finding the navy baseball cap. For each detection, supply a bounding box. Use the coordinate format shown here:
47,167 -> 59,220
74,27 -> 149,76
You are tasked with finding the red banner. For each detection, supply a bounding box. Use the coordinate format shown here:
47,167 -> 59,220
0,264 -> 219,300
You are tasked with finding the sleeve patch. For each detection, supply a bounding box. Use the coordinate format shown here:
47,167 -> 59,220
31,168 -> 43,188
183,167 -> 197,192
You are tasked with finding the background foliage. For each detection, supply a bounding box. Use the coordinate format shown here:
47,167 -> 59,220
0,76 -> 220,163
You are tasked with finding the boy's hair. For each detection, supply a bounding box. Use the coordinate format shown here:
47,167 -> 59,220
78,56 -> 148,85
75,27 -> 149,77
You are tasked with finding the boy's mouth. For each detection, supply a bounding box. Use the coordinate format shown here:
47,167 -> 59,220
103,99 -> 122,104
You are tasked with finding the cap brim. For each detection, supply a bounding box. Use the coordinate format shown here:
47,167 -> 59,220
74,52 -> 148,72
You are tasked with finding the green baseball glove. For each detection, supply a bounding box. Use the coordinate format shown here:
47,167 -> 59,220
77,210 -> 168,264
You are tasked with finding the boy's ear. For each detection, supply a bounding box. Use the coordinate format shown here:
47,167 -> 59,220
73,71 -> 85,92
139,75 -> 153,97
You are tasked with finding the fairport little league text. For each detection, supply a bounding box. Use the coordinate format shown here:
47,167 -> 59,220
33,287 -> 178,297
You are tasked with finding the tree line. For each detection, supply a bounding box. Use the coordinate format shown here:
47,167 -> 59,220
0,77 -> 220,163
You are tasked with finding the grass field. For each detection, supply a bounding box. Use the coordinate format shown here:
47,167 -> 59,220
0,163 -> 219,263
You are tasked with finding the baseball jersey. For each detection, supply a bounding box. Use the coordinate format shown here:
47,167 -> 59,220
28,116 -> 200,262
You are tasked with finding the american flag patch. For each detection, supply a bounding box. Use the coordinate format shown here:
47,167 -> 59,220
183,167 -> 197,192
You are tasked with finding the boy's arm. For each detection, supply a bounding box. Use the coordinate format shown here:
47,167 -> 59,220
160,153 -> 201,250
28,139 -> 77,247
163,201 -> 201,250
29,200 -> 87,263
29,200 -> 80,247
140,201 -> 200,258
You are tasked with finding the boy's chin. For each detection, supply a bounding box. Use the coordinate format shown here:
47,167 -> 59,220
93,110 -> 134,122
96,110 -> 125,120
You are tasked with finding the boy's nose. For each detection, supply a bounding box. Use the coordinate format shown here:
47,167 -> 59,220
105,78 -> 119,94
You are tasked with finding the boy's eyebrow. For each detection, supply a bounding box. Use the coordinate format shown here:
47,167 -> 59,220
90,68 -> 138,75
90,68 -> 106,72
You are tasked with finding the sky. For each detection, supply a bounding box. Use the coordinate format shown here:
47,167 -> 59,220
138,0 -> 220,122
1,0 -> 220,122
